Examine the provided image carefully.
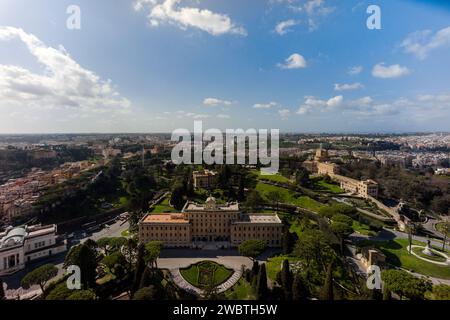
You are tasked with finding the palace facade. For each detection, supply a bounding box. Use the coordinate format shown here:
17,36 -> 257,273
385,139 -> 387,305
0,224 -> 67,276
303,147 -> 379,199
139,197 -> 283,248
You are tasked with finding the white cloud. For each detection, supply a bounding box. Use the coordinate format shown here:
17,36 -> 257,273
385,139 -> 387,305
203,97 -> 232,106
278,109 -> 291,120
304,0 -> 335,31
179,111 -> 209,119
278,53 -> 307,69
334,83 -> 363,91
133,0 -> 247,36
253,102 -> 277,109
401,26 -> 450,60
271,0 -> 335,32
275,19 -> 298,35
296,95 -> 343,114
348,65 -> 363,75
372,63 -> 410,79
349,96 -> 373,107
327,95 -> 344,108
217,114 -> 231,119
0,26 -> 130,113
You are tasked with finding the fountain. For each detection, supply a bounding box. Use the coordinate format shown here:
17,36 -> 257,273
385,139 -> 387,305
422,240 -> 435,256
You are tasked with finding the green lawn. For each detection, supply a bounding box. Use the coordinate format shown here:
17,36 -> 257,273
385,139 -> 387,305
359,239 -> 450,280
151,196 -> 177,213
313,179 -> 344,194
254,171 -> 292,184
255,182 -> 325,212
266,256 -> 301,282
180,261 -> 233,288
224,278 -> 255,300
411,247 -> 447,263
352,220 -> 377,236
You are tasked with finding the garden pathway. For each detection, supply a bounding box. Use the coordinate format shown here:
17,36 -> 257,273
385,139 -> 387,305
169,268 -> 242,296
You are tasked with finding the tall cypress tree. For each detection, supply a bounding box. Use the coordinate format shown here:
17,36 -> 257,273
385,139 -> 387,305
256,264 -> 269,300
132,243 -> 146,294
292,273 -> 308,300
251,261 -> 260,279
280,260 -> 293,300
320,262 -> 334,300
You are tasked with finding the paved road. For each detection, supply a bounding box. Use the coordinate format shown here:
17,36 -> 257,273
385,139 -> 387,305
80,220 -> 130,243
351,228 -> 449,251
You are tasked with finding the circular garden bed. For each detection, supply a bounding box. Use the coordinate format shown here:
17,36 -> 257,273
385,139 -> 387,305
411,246 -> 448,263
180,261 -> 233,288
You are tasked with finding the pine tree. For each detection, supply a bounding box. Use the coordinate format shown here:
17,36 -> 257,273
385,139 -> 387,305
292,273 -> 308,300
256,264 -> 269,300
320,262 -> 334,300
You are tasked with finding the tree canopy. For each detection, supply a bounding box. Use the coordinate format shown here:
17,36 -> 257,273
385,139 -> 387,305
238,240 -> 266,261
21,264 -> 58,292
381,270 -> 432,300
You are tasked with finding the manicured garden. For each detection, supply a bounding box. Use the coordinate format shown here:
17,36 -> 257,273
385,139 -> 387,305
411,246 -> 448,263
312,179 -> 344,194
352,220 -> 377,236
254,171 -> 293,184
151,196 -> 177,213
358,238 -> 450,280
255,182 -> 326,212
265,255 -> 301,282
180,261 -> 233,288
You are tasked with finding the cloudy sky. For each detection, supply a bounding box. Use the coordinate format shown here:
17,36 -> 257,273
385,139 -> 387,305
1,0 -> 450,133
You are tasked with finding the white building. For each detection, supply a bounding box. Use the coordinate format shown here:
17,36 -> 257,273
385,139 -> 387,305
0,224 -> 67,276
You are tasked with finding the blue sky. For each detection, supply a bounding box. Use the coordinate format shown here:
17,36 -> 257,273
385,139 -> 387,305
0,0 -> 450,133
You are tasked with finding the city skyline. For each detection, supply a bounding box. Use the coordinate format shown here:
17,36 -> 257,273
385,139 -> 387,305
1,0 -> 450,133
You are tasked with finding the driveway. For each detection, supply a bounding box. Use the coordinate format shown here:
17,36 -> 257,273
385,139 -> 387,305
350,228 -> 450,251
